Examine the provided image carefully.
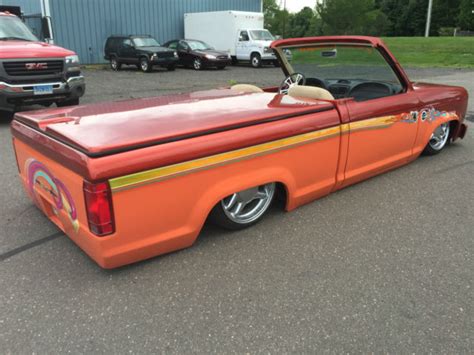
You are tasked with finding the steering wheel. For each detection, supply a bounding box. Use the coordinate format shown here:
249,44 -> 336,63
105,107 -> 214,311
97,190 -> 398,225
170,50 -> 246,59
279,72 -> 306,95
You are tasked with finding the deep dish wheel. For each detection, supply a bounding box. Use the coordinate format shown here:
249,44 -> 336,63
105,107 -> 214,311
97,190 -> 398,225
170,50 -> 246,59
210,183 -> 275,230
423,122 -> 451,155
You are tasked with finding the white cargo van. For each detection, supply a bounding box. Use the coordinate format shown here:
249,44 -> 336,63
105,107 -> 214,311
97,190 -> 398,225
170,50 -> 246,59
184,11 -> 278,68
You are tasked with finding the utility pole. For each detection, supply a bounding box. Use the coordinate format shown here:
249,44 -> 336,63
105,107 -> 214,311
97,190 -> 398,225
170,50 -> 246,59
424,0 -> 433,37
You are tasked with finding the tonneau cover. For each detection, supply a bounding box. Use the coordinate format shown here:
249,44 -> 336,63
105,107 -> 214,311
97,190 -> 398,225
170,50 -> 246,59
14,89 -> 334,157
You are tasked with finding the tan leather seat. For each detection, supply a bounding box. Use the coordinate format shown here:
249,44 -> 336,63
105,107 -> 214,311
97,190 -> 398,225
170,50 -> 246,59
288,85 -> 334,100
230,84 -> 264,93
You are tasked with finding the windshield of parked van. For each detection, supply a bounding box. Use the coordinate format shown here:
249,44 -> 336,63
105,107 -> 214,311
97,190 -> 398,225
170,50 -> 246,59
0,16 -> 38,41
249,30 -> 274,41
187,40 -> 213,50
133,37 -> 160,47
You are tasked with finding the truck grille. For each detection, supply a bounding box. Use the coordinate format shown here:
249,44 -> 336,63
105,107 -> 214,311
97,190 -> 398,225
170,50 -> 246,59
3,60 -> 64,76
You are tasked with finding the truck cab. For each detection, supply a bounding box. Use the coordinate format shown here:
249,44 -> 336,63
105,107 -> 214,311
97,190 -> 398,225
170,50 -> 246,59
0,12 -> 85,112
235,28 -> 278,67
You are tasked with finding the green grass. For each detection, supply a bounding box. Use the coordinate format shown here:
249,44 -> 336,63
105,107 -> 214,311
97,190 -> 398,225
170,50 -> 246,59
289,37 -> 474,69
382,37 -> 474,68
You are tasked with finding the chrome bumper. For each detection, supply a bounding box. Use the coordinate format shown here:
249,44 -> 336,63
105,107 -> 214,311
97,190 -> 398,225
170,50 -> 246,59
261,52 -> 277,60
0,76 -> 85,94
0,75 -> 85,110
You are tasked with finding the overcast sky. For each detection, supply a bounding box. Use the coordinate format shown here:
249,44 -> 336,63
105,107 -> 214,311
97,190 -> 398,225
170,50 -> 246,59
279,0 -> 318,13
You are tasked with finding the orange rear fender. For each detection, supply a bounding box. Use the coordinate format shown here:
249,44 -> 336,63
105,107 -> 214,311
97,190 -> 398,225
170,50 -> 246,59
189,165 -> 297,226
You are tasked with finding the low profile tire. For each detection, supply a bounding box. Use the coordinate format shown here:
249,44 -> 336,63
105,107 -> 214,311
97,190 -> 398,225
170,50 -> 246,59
193,58 -> 202,70
250,53 -> 262,68
110,57 -> 121,71
210,183 -> 275,230
139,57 -> 152,73
56,98 -> 79,107
422,122 -> 451,155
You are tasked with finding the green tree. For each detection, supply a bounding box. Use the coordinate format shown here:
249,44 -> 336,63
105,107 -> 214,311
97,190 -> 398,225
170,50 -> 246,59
317,0 -> 389,35
263,0 -> 291,37
457,0 -> 474,30
287,7 -> 316,37
432,0 -> 461,31
379,0 -> 428,36
379,0 -> 463,36
263,0 -> 280,33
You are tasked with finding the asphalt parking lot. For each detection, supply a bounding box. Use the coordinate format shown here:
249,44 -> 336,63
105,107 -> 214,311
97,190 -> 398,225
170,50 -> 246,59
1,65 -> 473,353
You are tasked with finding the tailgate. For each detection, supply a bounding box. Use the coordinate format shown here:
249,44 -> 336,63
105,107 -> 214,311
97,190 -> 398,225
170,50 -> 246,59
13,137 -> 85,236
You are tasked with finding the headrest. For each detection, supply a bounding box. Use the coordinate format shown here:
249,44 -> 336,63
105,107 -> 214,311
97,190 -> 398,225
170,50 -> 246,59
288,85 -> 334,100
230,84 -> 264,93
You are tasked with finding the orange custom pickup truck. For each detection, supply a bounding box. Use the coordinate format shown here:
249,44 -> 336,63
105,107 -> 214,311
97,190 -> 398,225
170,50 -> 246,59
11,36 -> 468,268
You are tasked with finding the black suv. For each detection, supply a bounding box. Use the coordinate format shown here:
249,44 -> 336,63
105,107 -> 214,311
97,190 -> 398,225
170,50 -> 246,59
104,35 -> 179,73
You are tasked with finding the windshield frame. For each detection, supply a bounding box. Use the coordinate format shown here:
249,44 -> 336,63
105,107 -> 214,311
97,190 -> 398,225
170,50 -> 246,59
132,37 -> 161,47
271,37 -> 413,92
0,15 -> 38,42
277,43 -> 409,93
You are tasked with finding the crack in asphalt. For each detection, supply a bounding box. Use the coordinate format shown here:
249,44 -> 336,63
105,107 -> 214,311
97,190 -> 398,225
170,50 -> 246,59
5,205 -> 34,225
0,231 -> 63,262
434,160 -> 474,175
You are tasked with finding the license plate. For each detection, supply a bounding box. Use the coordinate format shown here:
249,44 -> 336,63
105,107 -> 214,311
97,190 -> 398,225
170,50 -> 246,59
33,85 -> 53,95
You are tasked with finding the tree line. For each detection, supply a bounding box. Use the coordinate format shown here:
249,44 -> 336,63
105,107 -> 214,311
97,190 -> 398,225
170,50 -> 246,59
264,0 -> 474,37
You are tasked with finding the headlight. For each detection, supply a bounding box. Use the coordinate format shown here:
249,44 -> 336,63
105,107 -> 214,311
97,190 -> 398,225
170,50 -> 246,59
65,55 -> 80,64
205,54 -> 216,60
174,51 -> 178,58
264,47 -> 272,53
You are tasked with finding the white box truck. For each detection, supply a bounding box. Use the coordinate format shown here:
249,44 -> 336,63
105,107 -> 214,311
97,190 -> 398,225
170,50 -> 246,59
184,11 -> 278,68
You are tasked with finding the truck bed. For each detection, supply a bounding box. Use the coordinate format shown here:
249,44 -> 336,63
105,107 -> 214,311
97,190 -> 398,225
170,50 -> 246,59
14,89 -> 334,157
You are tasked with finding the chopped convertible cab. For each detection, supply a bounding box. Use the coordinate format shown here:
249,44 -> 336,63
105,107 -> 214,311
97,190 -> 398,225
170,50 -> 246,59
11,36 -> 468,268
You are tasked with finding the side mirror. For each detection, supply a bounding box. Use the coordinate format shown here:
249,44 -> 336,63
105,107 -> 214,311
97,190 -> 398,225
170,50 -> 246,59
321,49 -> 337,58
41,16 -> 52,40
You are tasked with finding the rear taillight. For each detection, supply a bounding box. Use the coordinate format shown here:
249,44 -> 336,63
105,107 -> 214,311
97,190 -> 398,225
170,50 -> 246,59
83,180 -> 115,236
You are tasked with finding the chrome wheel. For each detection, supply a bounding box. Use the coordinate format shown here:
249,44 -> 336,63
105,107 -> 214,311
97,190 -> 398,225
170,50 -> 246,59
193,58 -> 202,70
140,58 -> 150,72
429,123 -> 450,151
221,183 -> 275,225
251,53 -> 261,68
